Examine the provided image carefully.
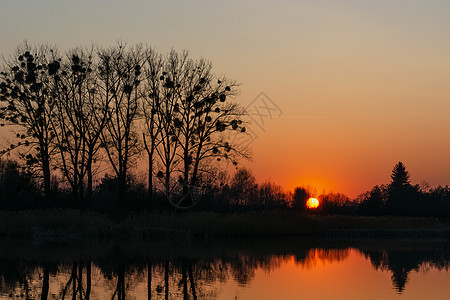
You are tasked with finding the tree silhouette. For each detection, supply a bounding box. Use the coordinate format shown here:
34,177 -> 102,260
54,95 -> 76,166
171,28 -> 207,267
359,185 -> 387,216
387,162 -> 420,215
258,181 -> 289,208
391,162 -> 410,187
141,48 -> 163,206
98,43 -> 143,205
49,48 -> 102,206
293,186 -> 311,212
230,168 -> 258,207
1,42 -> 250,210
153,50 -> 248,209
0,158 -> 36,209
0,44 -> 59,198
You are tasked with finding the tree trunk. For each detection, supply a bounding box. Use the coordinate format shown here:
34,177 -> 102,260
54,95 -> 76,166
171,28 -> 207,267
118,265 -> 125,300
72,263 -> 77,300
86,262 -> 91,300
42,152 -> 51,199
165,160 -> 170,198
77,263 -> 83,297
182,260 -> 188,300
41,264 -> 49,300
72,185 -> 79,209
86,154 -> 93,209
183,152 -> 190,206
164,261 -> 169,300
147,261 -> 152,300
188,263 -> 197,300
147,149 -> 153,207
78,175 -> 84,209
118,172 -> 127,214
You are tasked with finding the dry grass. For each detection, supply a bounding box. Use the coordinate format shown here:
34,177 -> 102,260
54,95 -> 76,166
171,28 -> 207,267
121,210 -> 314,237
122,211 -> 450,238
0,209 -> 448,238
0,209 -> 113,237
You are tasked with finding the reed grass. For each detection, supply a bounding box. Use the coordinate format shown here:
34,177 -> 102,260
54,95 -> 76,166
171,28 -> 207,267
0,209 -> 448,238
122,210 -> 450,238
0,209 -> 112,237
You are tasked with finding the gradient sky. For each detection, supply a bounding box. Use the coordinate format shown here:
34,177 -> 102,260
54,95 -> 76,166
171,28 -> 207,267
1,0 -> 450,197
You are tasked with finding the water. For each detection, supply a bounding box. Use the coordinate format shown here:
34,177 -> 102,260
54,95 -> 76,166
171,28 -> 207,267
0,238 -> 448,299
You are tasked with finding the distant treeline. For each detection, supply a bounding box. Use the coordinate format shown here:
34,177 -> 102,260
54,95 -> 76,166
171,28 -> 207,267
0,155 -> 449,217
293,161 -> 450,217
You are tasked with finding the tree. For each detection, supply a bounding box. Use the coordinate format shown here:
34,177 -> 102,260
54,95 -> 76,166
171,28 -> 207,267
320,192 -> 352,214
390,162 -> 410,187
387,161 -> 418,215
292,186 -> 311,212
97,43 -> 143,205
426,185 -> 450,217
49,48 -> 101,206
153,50 -> 249,209
230,167 -> 258,207
141,48 -> 163,205
0,44 -> 59,198
150,50 -> 181,205
258,181 -> 289,208
1,43 -> 250,211
359,185 -> 387,216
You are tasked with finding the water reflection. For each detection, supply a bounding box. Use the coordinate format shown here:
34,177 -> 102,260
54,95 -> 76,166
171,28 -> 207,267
0,239 -> 448,299
359,242 -> 450,293
295,248 -> 350,268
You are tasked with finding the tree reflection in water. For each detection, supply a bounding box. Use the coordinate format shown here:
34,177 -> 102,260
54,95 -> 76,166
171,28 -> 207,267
360,243 -> 450,293
295,248 -> 350,268
0,239 -> 448,298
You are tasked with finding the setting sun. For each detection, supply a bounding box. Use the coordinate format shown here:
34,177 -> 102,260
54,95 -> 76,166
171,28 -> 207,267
306,198 -> 320,209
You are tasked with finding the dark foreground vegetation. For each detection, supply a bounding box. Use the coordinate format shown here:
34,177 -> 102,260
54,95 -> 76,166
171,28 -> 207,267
0,209 -> 449,239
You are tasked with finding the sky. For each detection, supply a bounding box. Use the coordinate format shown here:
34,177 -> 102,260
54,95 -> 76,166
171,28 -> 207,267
1,0 -> 450,197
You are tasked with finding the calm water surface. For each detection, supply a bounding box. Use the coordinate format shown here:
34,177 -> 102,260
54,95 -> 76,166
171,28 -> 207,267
0,238 -> 448,299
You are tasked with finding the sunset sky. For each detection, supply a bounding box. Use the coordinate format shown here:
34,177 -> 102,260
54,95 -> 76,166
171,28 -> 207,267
1,0 -> 450,197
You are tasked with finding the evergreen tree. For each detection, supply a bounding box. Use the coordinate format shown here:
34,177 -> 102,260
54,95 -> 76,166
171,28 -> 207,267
387,162 -> 419,215
390,162 -> 410,187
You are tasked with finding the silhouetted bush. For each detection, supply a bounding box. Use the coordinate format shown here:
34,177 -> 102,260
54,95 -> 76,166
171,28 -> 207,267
358,185 -> 388,216
318,192 -> 356,215
0,159 -> 37,210
292,186 -> 312,212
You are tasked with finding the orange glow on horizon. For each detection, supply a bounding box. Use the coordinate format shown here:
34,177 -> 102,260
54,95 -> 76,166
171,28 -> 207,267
306,197 -> 320,209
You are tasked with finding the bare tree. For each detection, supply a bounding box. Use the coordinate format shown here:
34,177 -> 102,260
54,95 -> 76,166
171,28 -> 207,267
154,50 -> 249,209
48,49 -> 89,205
141,48 -> 164,205
81,50 -> 113,203
153,50 -> 183,201
1,43 -> 250,210
49,47 -> 108,206
230,167 -> 258,207
0,43 -> 59,198
97,43 -> 143,204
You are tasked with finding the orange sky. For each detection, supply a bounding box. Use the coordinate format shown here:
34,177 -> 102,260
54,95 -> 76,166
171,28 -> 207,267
1,0 -> 450,197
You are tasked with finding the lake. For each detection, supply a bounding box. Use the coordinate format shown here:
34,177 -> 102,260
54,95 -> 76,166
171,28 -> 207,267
0,238 -> 448,299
